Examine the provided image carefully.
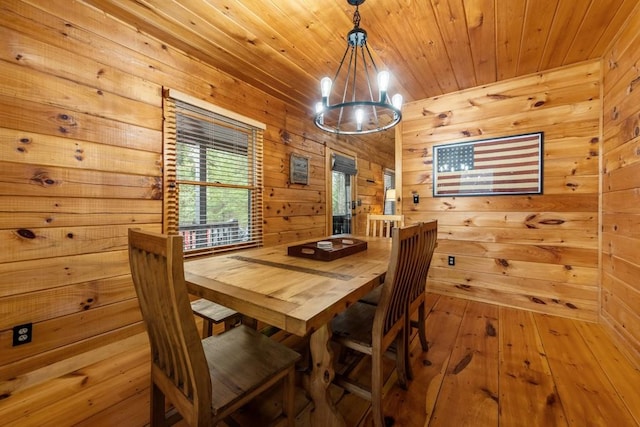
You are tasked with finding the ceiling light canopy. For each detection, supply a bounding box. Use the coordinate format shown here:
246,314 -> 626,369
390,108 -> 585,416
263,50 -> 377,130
314,0 -> 403,135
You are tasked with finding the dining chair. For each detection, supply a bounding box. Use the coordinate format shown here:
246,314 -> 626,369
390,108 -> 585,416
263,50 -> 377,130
365,213 -> 405,238
128,229 -> 300,426
330,223 -> 426,427
190,298 -> 241,338
359,221 -> 438,378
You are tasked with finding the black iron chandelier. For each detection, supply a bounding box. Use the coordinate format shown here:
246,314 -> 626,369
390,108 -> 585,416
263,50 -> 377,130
314,0 -> 403,135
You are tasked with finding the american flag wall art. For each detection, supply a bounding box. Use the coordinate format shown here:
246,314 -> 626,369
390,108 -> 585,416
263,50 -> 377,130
433,132 -> 543,197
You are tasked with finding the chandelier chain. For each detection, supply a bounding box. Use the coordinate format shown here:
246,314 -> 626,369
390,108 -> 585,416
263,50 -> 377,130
353,6 -> 361,28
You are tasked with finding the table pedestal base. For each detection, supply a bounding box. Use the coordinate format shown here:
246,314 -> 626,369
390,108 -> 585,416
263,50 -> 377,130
308,324 -> 346,427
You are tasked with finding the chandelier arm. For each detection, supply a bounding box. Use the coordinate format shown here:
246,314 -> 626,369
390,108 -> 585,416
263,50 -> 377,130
363,38 -> 380,75
360,43 -> 380,127
332,44 -> 351,84
351,45 -> 359,103
337,46 -> 357,129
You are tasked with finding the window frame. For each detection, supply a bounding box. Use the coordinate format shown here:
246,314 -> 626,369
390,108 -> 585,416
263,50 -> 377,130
163,89 -> 265,256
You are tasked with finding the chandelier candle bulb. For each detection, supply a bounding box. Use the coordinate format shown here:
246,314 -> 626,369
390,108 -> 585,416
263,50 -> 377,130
392,94 -> 403,112
378,70 -> 390,101
320,77 -> 332,105
356,108 -> 364,131
315,102 -> 325,124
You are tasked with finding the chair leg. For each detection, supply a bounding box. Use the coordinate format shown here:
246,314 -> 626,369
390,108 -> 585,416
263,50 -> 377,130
151,382 -> 166,426
223,317 -> 238,331
396,331 -> 409,390
283,367 -> 296,427
371,351 -> 385,427
371,352 -> 401,427
417,302 -> 428,352
202,318 -> 213,339
241,315 -> 258,330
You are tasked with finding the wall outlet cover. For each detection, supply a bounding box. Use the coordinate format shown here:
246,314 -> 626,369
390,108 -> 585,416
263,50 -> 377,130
13,323 -> 33,346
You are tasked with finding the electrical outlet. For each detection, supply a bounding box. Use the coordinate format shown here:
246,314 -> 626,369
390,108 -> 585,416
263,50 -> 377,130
13,323 -> 32,346
448,256 -> 455,266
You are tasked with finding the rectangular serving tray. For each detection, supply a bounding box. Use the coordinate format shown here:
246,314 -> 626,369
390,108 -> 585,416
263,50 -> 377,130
287,238 -> 368,261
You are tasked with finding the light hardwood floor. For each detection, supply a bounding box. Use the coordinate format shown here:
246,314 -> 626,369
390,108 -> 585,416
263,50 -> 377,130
2,294 -> 639,426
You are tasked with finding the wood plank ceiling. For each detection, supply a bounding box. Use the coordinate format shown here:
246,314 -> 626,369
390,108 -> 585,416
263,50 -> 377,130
83,0 -> 637,115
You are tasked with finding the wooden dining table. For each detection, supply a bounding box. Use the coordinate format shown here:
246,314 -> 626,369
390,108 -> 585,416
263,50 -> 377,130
183,234 -> 392,427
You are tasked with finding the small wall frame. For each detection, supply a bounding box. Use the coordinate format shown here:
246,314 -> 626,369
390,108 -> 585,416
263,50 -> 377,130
290,153 -> 309,185
433,132 -> 543,197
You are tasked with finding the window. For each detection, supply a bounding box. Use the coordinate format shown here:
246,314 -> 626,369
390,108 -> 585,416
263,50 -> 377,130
163,90 -> 264,255
383,169 -> 396,215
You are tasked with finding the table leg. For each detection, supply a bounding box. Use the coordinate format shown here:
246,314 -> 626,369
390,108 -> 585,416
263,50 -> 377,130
308,323 -> 346,427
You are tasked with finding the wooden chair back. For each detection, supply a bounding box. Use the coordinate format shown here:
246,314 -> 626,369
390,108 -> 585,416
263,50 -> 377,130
128,229 -> 212,425
365,214 -> 405,238
409,220 -> 438,309
373,223 -> 422,350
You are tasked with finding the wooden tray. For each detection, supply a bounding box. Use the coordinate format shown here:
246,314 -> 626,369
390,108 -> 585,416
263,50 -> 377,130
287,238 -> 368,261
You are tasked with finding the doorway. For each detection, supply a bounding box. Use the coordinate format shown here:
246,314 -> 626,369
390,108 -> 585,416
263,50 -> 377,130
332,169 -> 352,234
327,149 -> 357,235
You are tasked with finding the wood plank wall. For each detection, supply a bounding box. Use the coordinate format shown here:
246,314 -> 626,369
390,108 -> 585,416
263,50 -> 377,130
399,60 -> 602,322
0,0 -> 394,400
601,7 -> 640,366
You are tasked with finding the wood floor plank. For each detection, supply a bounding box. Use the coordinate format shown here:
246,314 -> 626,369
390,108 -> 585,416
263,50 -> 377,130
382,295 -> 467,427
574,320 -> 640,425
534,313 -> 637,426
429,300 -> 499,426
499,307 -> 568,426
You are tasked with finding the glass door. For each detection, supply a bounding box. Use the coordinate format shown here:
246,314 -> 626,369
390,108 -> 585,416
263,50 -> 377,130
328,150 -> 357,235
332,170 -> 353,234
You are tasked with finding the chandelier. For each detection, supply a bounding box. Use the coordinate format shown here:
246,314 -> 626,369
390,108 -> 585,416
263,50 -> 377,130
314,0 -> 403,135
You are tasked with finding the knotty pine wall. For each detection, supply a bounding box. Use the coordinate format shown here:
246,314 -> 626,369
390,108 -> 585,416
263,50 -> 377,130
0,0 -> 393,401
399,60 -> 602,323
601,10 -> 640,364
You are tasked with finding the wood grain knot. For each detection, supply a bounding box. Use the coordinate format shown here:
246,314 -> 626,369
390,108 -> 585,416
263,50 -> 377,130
496,258 -> 509,267
487,94 -> 510,100
17,229 -> 36,239
31,171 -> 57,186
452,353 -> 472,374
546,393 -> 556,405
481,388 -> 499,403
530,296 -> 546,305
486,322 -> 496,337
